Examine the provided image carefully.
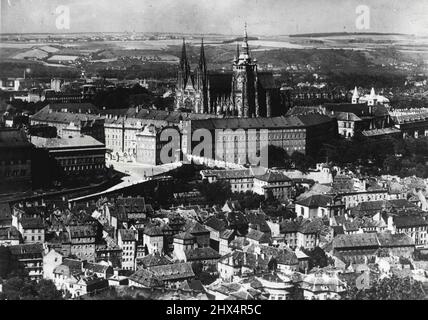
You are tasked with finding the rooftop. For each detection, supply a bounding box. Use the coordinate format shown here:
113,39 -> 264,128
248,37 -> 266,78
31,135 -> 105,149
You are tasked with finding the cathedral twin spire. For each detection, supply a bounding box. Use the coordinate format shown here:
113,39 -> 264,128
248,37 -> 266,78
179,38 -> 207,90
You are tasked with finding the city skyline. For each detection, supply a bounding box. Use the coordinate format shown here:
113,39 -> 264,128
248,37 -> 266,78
1,0 -> 428,36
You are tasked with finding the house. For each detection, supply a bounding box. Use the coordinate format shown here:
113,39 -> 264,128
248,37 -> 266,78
43,249 -> 63,280
280,219 -> 321,250
201,169 -> 254,193
253,245 -> 299,274
217,250 -> 270,281
146,262 -> 195,287
300,270 -> 347,300
18,217 -> 45,244
184,220 -> 210,248
118,229 -> 137,270
129,268 -> 164,288
254,273 -> 294,300
377,232 -> 415,259
332,233 -> 380,264
9,243 -> 44,281
204,216 -> 227,251
95,236 -> 122,268
0,226 -> 21,246
68,275 -> 109,298
143,225 -> 164,254
253,171 -> 293,200
295,194 -> 343,219
391,215 -> 428,248
246,229 -> 271,246
184,247 -> 221,271
219,229 -> 235,256
173,232 -> 197,261
136,252 -> 172,270
67,225 -> 96,262
83,262 -> 114,279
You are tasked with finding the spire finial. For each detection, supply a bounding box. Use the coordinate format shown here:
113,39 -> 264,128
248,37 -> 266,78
242,22 -> 250,56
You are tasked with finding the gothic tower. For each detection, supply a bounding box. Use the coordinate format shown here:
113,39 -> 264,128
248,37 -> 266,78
232,24 -> 259,118
175,39 -> 207,113
197,39 -> 209,114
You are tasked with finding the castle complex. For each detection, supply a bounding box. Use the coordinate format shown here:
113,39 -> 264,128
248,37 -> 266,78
175,26 -> 281,118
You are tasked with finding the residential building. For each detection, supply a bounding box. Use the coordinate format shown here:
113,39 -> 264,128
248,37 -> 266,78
118,229 -> 137,270
9,243 -> 44,281
67,225 -> 96,262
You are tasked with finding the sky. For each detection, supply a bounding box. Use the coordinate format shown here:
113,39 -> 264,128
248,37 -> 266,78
1,0 -> 428,35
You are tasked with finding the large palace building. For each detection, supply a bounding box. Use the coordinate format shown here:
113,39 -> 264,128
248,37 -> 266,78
175,26 -> 281,118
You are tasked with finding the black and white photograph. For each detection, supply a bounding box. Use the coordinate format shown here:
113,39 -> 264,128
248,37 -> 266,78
0,0 -> 428,306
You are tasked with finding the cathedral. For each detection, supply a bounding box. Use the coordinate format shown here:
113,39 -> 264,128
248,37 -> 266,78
174,26 -> 281,118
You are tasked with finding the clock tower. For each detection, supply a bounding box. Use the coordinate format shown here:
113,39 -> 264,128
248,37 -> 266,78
232,24 -> 259,118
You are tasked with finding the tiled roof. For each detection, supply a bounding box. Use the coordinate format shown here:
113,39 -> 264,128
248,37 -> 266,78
333,233 -> 380,249
69,225 -> 95,238
137,253 -> 172,268
296,194 -> 334,208
20,217 -> 44,229
119,229 -> 136,241
201,169 -> 253,180
9,243 -> 44,255
300,271 -> 347,293
144,225 -> 164,237
246,229 -> 271,243
85,262 -> 111,274
204,216 -> 227,232
394,215 -> 428,228
184,220 -> 209,235
333,112 -> 362,121
362,128 -> 401,137
31,106 -> 101,124
147,262 -> 195,281
323,103 -> 370,117
174,232 -> 195,241
377,232 -> 414,247
187,114 -> 333,131
31,135 -> 104,149
255,171 -> 291,183
129,269 -> 164,288
185,247 -> 221,261
47,103 -> 100,114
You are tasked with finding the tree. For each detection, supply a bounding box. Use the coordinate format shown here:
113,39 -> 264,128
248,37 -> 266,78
1,277 -> 63,300
197,180 -> 232,206
302,247 -> 330,270
343,275 -> 426,300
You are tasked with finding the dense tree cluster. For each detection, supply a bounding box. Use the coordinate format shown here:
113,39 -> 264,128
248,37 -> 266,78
320,135 -> 428,178
343,275 -> 426,300
0,277 -> 63,300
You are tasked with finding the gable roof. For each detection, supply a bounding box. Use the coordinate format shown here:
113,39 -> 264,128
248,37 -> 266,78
333,233 -> 380,249
119,229 -> 136,241
394,215 -> 428,228
204,216 -> 227,232
296,194 -> 334,208
9,243 -> 44,255
185,247 -> 221,261
137,253 -> 172,268
246,229 -> 271,243
255,171 -> 291,183
129,269 -> 164,288
377,232 -> 414,247
147,262 -> 195,281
